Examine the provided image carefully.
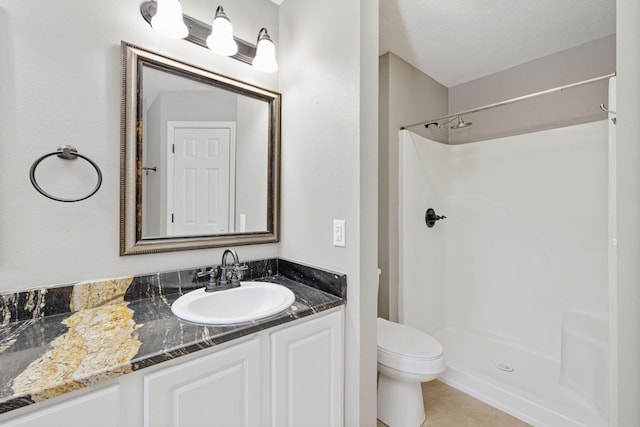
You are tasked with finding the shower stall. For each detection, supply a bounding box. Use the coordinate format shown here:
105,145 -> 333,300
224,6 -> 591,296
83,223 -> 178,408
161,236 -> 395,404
398,78 -> 616,426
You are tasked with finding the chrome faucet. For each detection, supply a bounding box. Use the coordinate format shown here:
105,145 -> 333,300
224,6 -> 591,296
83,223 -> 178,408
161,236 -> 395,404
218,249 -> 242,287
198,249 -> 247,292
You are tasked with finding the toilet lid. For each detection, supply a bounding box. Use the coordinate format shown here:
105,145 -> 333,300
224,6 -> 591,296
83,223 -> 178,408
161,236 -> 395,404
377,318 -> 443,361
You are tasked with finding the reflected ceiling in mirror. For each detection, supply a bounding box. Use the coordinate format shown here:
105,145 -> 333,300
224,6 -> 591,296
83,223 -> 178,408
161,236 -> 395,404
121,42 -> 281,255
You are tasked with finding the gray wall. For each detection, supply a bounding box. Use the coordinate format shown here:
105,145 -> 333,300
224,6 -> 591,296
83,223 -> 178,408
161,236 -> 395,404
235,96 -> 268,232
448,35 -> 615,144
143,97 -> 162,236
378,52 -> 448,320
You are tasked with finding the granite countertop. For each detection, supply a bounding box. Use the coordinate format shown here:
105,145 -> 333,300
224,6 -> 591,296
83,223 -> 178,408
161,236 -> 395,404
0,258 -> 346,415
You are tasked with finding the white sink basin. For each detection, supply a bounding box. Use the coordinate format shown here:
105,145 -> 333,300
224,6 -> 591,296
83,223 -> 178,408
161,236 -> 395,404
171,281 -> 296,325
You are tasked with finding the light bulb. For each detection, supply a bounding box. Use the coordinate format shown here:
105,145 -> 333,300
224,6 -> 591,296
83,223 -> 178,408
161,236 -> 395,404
252,28 -> 278,73
206,6 -> 238,56
151,0 -> 188,39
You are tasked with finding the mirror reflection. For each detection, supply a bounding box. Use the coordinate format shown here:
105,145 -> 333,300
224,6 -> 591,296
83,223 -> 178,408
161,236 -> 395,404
141,66 -> 269,238
121,43 -> 281,255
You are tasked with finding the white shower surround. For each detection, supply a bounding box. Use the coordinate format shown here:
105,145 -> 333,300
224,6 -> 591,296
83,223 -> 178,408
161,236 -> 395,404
399,119 -> 612,426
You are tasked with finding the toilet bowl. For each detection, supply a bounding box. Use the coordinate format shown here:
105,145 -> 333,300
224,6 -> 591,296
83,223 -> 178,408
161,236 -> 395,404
377,317 -> 445,427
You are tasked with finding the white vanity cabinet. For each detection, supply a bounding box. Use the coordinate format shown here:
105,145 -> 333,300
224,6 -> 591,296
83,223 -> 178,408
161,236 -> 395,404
142,309 -> 344,427
1,385 -> 120,427
271,310 -> 344,427
144,337 -> 262,427
0,308 -> 344,427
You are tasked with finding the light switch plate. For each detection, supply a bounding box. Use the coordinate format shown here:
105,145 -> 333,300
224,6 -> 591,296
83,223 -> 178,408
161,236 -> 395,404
333,220 -> 346,247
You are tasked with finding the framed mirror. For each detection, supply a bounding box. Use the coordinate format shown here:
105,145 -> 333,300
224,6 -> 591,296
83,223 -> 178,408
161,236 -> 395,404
120,42 -> 281,255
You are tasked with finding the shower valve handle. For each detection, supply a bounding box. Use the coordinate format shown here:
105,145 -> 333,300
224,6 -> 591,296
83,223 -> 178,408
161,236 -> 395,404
425,208 -> 447,228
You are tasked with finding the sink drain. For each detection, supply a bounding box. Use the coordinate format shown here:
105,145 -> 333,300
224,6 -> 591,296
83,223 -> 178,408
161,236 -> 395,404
496,363 -> 514,372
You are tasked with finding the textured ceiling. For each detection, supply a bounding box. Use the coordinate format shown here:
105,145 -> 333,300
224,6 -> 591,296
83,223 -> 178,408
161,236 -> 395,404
380,0 -> 616,87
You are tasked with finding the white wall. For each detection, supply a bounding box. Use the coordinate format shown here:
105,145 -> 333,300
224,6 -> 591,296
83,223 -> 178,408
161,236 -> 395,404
0,0 -> 278,291
278,0 -> 378,424
400,121 -> 609,360
359,1 -> 380,425
615,0 -> 640,424
398,130 -> 449,332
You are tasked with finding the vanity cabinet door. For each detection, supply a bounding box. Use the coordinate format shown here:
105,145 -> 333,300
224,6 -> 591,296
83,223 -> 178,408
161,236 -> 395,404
271,310 -> 344,427
144,337 -> 261,427
1,385 -> 120,427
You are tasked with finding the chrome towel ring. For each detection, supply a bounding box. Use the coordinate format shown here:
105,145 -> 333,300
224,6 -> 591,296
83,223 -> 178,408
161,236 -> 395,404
29,145 -> 103,202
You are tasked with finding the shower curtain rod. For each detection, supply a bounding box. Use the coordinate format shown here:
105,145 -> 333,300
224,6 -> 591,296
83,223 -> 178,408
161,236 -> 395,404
400,72 -> 616,130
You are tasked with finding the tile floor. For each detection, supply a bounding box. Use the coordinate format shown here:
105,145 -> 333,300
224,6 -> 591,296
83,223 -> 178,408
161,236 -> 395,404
376,380 -> 532,427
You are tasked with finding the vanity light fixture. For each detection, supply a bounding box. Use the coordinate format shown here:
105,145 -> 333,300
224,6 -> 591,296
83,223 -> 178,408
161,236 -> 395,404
150,0 -> 188,39
206,6 -> 238,56
252,28 -> 278,73
140,1 -> 278,72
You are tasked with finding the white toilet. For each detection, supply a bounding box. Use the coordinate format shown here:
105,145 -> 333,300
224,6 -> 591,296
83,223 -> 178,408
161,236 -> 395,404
377,271 -> 445,426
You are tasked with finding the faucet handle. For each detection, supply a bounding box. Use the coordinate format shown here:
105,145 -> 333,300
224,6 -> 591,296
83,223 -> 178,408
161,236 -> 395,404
196,267 -> 214,278
232,264 -> 248,276
229,264 -> 248,284
197,267 -> 219,285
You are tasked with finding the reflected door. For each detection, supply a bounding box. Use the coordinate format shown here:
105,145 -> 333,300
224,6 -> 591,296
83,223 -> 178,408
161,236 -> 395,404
167,122 -> 236,236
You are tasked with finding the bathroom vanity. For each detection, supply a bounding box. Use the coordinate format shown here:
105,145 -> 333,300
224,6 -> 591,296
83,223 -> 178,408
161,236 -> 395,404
0,258 -> 346,426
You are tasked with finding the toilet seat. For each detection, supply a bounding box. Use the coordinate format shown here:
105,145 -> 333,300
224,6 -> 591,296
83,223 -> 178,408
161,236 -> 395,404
377,318 -> 443,374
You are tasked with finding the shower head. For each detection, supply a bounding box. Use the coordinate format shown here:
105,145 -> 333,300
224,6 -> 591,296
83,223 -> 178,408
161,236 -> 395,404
451,117 -> 472,129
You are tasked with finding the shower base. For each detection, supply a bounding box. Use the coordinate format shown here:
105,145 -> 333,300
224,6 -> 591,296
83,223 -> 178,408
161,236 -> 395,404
434,327 -> 607,427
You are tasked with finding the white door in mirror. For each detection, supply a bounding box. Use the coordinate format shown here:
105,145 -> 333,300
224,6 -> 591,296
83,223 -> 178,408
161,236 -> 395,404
171,282 -> 295,325
168,123 -> 234,236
